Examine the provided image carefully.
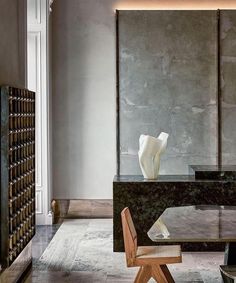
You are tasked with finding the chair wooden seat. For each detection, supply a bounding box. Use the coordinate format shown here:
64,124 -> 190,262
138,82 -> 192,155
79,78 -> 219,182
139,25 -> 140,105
121,207 -> 182,282
136,245 -> 181,265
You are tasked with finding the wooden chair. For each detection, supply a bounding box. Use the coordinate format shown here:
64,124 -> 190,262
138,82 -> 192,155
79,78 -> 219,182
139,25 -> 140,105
121,207 -> 182,283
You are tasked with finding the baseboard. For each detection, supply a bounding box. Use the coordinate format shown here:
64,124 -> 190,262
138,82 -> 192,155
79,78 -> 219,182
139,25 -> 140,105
45,211 -> 53,225
51,199 -> 113,223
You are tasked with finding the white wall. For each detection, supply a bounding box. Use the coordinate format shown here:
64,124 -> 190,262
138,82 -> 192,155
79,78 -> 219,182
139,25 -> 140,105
52,0 -> 116,199
0,0 -> 26,87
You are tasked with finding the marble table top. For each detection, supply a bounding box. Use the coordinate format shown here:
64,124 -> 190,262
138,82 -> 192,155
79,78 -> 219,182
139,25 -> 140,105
190,165 -> 236,172
113,175 -> 195,182
148,205 -> 236,243
190,165 -> 236,180
113,174 -> 236,182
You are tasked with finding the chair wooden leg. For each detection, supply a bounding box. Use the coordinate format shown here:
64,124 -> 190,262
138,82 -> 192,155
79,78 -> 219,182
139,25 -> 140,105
159,265 -> 175,283
134,267 -> 143,283
134,265 -> 152,283
152,265 -> 173,283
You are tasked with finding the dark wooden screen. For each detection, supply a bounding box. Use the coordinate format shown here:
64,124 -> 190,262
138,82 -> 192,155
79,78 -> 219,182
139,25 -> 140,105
0,86 -> 35,267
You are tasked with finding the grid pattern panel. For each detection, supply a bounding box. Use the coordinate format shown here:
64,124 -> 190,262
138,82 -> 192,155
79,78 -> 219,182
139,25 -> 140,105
0,86 -> 36,267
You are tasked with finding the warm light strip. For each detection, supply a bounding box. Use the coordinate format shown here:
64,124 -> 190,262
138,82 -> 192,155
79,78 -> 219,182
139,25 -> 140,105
114,0 -> 236,10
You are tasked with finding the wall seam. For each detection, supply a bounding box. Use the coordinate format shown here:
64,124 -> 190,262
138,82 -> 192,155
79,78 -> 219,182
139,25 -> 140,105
217,9 -> 222,167
116,10 -> 120,175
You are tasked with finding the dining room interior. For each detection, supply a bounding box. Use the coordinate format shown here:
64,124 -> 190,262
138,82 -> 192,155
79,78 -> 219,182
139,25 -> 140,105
1,0 -> 236,282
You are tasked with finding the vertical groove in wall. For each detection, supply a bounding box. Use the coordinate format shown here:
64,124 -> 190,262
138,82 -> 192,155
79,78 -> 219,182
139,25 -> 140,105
217,9 -> 222,167
116,10 -> 120,175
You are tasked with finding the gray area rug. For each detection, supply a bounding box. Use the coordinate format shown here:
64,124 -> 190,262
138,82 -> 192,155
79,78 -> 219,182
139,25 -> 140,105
34,219 -> 224,283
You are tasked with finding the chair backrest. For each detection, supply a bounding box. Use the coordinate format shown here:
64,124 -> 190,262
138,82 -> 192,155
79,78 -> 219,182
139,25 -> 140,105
121,207 -> 137,266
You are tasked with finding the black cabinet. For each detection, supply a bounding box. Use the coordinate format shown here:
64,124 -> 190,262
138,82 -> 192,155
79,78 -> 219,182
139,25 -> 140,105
0,86 -> 36,268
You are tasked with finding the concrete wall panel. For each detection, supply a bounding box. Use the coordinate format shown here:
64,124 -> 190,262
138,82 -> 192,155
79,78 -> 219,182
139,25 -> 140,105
221,10 -> 236,165
118,10 -> 218,174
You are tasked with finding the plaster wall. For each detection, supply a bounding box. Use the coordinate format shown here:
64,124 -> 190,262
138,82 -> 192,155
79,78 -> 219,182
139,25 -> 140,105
52,1 -> 236,199
52,0 -> 116,198
0,0 -> 26,88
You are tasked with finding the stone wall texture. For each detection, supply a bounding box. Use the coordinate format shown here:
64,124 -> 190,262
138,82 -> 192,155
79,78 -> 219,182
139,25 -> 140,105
221,10 -> 236,165
118,10 -> 236,175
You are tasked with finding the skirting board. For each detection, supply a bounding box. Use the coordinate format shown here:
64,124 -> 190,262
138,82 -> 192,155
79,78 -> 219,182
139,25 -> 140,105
51,199 -> 113,223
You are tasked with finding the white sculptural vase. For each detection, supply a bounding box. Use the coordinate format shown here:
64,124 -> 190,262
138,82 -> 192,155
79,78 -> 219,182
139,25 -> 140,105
138,132 -> 169,180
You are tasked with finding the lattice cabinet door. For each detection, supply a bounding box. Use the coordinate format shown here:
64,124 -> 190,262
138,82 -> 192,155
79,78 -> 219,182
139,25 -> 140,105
0,86 -> 36,268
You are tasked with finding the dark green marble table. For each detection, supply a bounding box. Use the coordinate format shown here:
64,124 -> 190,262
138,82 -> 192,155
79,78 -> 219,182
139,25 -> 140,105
113,172 -> 236,252
190,165 -> 236,181
148,205 -> 236,265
